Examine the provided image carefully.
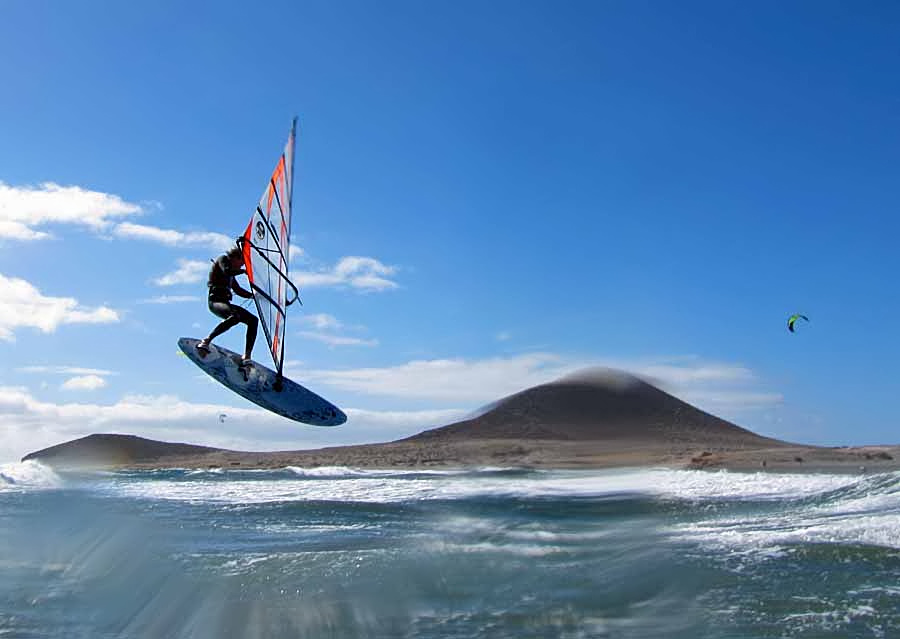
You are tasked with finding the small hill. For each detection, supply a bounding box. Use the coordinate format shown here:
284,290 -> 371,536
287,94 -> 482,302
404,369 -> 785,447
22,434 -> 225,466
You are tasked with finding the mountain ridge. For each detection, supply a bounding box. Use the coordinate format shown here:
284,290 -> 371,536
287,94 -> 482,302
22,368 -> 823,471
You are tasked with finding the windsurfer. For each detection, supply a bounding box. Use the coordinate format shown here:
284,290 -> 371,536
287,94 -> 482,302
196,245 -> 258,365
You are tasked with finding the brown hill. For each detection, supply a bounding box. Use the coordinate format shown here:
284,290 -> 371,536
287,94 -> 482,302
22,433 -> 225,466
404,369 -> 785,447
23,369 -> 798,470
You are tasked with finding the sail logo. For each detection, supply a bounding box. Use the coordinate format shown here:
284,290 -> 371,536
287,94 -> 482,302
255,220 -> 266,241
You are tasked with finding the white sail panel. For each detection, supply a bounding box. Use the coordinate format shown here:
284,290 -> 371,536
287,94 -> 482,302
242,118 -> 297,375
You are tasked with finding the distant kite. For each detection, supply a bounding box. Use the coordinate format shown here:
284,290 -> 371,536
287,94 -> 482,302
787,314 -> 809,333
218,413 -> 227,423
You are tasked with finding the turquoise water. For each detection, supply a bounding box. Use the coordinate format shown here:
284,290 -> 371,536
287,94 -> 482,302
1,463 -> 898,638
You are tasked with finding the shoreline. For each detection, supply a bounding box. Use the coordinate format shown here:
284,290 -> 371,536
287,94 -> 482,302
29,438 -> 900,475
19,373 -> 900,477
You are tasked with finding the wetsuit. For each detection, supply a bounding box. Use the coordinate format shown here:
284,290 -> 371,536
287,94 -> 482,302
205,255 -> 258,357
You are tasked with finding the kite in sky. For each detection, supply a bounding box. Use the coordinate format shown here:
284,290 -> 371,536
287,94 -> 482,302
787,314 -> 809,333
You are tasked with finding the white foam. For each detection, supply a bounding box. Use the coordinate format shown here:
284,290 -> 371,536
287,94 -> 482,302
0,460 -> 62,490
92,467 -> 900,552
286,466 -> 384,477
96,467 -> 870,505
669,471 -> 900,551
632,468 -> 862,501
284,466 -> 506,478
186,468 -> 224,476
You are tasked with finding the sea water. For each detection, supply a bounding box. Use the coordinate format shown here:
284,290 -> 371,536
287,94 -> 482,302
1,461 -> 898,638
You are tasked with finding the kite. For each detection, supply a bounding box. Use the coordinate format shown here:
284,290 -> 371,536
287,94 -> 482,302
787,314 -> 809,333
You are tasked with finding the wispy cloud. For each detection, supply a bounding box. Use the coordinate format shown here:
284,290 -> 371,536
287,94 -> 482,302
153,259 -> 208,286
302,353 -> 783,415
297,313 -> 377,347
61,375 -> 107,391
304,353 -> 572,402
628,361 -> 755,385
295,256 -> 398,292
0,387 -> 466,463
0,221 -> 49,241
678,389 -> 784,413
113,222 -> 232,251
138,295 -> 201,305
0,274 -> 119,341
0,182 -> 142,240
344,407 -> 468,431
302,313 -> 343,331
18,366 -> 115,376
299,331 -> 378,348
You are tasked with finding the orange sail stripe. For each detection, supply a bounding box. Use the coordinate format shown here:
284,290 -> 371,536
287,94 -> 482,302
266,157 -> 285,213
242,221 -> 255,282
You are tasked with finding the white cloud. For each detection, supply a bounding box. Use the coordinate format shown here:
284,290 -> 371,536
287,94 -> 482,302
679,389 -> 784,413
343,407 -> 468,434
297,314 -> 377,347
18,366 -> 115,376
301,353 -> 783,416
153,259 -> 209,286
113,222 -> 232,251
138,295 -> 201,305
335,257 -> 398,290
0,274 -> 119,341
299,331 -> 378,348
496,331 -> 511,342
61,375 -> 107,391
295,256 -> 398,292
630,361 -> 754,385
295,272 -> 343,288
0,182 -> 142,240
0,386 -> 467,463
302,313 -> 343,331
304,353 -> 572,402
0,220 -> 49,241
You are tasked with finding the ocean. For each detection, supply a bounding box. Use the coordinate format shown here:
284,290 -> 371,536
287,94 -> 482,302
1,462 -> 898,638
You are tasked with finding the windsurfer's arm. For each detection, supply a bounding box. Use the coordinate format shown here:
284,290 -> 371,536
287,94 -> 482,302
231,279 -> 253,299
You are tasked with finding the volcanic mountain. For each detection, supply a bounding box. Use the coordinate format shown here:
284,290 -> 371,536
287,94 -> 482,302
404,369 -> 785,447
22,368 -> 796,470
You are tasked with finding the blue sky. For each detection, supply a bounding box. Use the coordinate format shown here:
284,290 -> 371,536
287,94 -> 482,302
1,1 -> 899,461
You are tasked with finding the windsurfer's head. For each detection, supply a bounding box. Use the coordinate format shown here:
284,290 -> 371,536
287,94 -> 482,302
226,246 -> 243,267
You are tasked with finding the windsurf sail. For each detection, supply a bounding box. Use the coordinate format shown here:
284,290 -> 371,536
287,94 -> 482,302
240,118 -> 300,382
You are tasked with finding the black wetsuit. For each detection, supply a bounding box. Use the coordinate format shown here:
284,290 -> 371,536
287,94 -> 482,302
205,255 -> 258,357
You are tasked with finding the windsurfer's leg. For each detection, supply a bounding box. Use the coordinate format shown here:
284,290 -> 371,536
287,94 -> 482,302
245,316 -> 258,360
226,306 -> 258,360
205,302 -> 257,359
206,301 -> 240,342
206,316 -> 240,342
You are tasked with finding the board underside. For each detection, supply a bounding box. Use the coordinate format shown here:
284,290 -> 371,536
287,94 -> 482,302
178,337 -> 346,426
